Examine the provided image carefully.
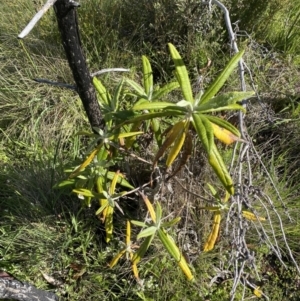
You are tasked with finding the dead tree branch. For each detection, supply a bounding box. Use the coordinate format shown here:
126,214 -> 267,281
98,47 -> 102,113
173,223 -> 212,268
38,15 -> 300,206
53,0 -> 104,131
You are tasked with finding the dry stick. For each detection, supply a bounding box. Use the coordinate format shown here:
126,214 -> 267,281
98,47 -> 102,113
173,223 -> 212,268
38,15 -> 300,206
34,68 -> 130,91
33,78 -> 77,91
209,2 -> 258,300
18,0 -> 58,39
91,68 -> 130,77
173,177 -> 212,203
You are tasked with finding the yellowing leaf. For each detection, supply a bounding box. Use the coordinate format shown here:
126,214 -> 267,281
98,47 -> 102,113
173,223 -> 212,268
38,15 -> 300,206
132,235 -> 154,264
178,258 -> 195,281
69,143 -> 103,179
105,205 -> 114,243
140,193 -> 156,223
110,170 -> 120,195
167,130 -> 193,180
132,263 -> 140,281
253,286 -> 263,298
203,211 -> 221,251
153,120 -> 186,168
223,190 -> 231,203
166,125 -> 187,167
211,122 -> 243,145
242,211 -> 266,221
109,249 -> 126,268
126,220 -> 131,245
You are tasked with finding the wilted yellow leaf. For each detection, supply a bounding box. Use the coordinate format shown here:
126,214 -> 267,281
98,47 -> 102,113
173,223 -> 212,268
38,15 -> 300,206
166,131 -> 193,180
211,122 -> 242,145
109,249 -> 126,268
105,205 -> 114,242
203,211 -> 221,251
153,120 -> 186,168
132,263 -> 140,280
253,286 -> 263,298
166,128 -> 186,167
140,193 -> 156,223
242,211 -> 266,221
69,143 -> 103,178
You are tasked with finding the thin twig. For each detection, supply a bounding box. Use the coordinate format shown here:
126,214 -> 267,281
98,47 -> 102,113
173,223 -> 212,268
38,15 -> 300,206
18,0 -> 58,39
34,68 -> 130,91
173,177 -> 212,203
33,78 -> 77,91
91,68 -> 130,77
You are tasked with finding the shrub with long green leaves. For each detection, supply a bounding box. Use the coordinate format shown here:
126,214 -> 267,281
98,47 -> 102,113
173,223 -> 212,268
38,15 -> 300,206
56,44 -> 253,281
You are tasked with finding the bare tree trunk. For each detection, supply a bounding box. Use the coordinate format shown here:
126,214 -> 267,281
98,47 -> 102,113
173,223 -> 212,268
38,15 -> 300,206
0,278 -> 58,301
53,0 -> 104,131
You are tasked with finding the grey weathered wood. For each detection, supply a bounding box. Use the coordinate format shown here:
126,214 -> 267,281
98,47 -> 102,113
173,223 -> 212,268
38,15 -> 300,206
18,0 -> 58,39
0,279 -> 59,301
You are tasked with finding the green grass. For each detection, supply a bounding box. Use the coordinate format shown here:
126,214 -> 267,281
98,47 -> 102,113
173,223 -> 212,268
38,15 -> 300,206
1,0 -> 300,300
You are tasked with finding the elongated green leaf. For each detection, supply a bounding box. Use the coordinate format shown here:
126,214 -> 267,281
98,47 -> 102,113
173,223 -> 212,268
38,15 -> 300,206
111,78 -> 124,111
152,81 -> 180,99
131,220 -> 148,227
95,202 -> 108,215
207,183 -> 218,197
157,228 -> 194,281
168,43 -> 194,104
72,188 -> 105,198
192,114 -> 214,154
105,110 -> 139,123
205,115 -> 240,138
137,226 -> 157,239
106,171 -> 134,189
93,77 -> 110,105
155,202 -> 162,222
151,118 -> 160,133
142,56 -> 153,97
157,228 -> 180,260
133,101 -> 186,112
195,91 -> 253,113
151,118 -> 162,146
126,79 -> 147,97
120,110 -> 184,125
75,131 -> 97,137
208,143 -> 234,194
72,188 -> 96,198
97,145 -> 109,161
196,103 -> 245,114
161,217 -> 181,228
200,50 -> 245,104
133,98 -> 150,109
54,179 -> 75,189
132,235 -> 155,264
105,205 -> 114,242
108,131 -> 143,140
